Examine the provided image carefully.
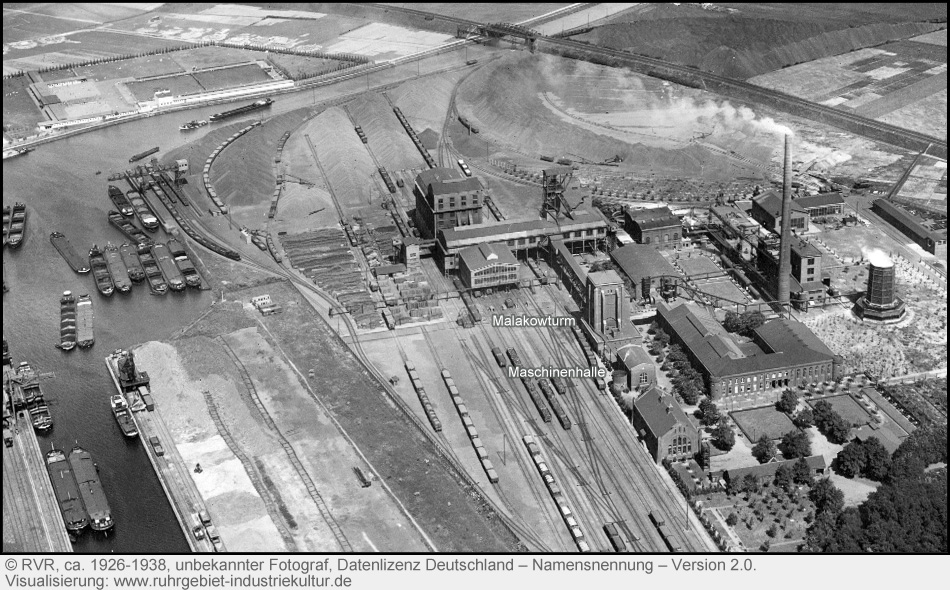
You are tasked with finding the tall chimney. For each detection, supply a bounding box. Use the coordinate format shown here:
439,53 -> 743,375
777,134 -> 792,306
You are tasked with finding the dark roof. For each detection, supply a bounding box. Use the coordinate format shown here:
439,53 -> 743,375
416,167 -> 462,188
658,302 -> 836,378
873,199 -> 948,241
373,264 -> 406,277
791,238 -> 822,258
853,425 -> 902,455
794,192 -> 845,210
458,243 -> 518,271
440,208 -> 607,247
633,386 -> 693,439
626,206 -> 681,230
753,191 -> 806,217
610,243 -> 680,281
722,455 -> 827,482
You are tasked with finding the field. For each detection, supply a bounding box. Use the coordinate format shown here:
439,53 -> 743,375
810,394 -> 873,427
379,3 -> 569,24
892,155 -> 948,214
701,485 -> 814,552
3,31 -> 184,75
578,3 -> 944,79
750,41 -> 948,137
192,63 -> 271,92
323,22 -> 453,60
2,75 -> 44,136
731,406 -> 798,442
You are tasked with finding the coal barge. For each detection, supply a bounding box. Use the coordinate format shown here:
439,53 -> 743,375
2,205 -> 10,247
89,245 -> 115,297
46,449 -> 90,533
167,239 -> 201,288
8,202 -> 26,248
152,243 -> 184,291
127,191 -> 159,232
119,243 -> 146,283
108,185 -> 134,217
107,210 -> 152,247
14,361 -> 52,432
58,291 -> 78,351
50,232 -> 91,273
103,242 -> 132,293
76,294 -> 95,348
209,98 -> 273,122
129,146 -> 159,163
68,446 -> 113,531
137,244 -> 167,295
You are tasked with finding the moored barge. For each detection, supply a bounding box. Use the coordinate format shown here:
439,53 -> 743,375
50,232 -> 91,273
89,245 -> 115,297
46,449 -> 90,533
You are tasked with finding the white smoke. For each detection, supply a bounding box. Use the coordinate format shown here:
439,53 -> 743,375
863,247 -> 893,268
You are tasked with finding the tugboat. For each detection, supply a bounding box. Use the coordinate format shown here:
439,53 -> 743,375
103,242 -> 132,293
58,291 -> 78,351
108,186 -> 134,217
89,245 -> 115,297
110,395 -> 139,438
8,202 -> 26,248
179,119 -> 208,131
68,446 -> 114,531
46,449 -> 90,533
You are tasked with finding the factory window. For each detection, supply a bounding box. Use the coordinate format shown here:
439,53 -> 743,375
586,229 -> 593,236
808,259 -> 816,265
663,233 -> 669,242
461,197 -> 467,206
450,198 -> 456,207
639,372 -> 649,385
807,268 -> 815,276
518,238 -> 525,245
644,237 -> 651,244
673,233 -> 679,241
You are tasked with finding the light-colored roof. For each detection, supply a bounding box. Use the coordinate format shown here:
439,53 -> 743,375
458,243 -> 519,271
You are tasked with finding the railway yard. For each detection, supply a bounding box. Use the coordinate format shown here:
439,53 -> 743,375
3,2 -> 947,557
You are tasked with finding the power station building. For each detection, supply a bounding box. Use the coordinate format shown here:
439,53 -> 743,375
757,237 -> 827,310
751,190 -> 809,234
624,206 -> 683,249
414,168 -> 484,239
656,301 -> 841,400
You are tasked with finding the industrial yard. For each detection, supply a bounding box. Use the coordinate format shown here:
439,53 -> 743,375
3,1 -> 947,563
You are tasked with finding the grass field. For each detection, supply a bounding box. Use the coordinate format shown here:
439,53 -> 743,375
731,406 -> 798,442
193,63 -> 271,92
2,75 -> 45,136
379,3 -> 568,23
809,394 -> 873,427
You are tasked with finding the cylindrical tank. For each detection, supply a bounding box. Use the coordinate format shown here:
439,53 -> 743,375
866,261 -> 896,307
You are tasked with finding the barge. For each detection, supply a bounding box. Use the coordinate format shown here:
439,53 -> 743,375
46,449 -> 90,533
137,244 -> 167,295
110,395 -> 139,438
167,239 -> 201,288
108,185 -> 134,217
129,146 -> 159,163
50,232 -> 91,273
76,295 -> 95,349
68,446 -> 114,531
119,242 -> 146,283
127,191 -> 159,232
89,245 -> 115,297
107,210 -> 152,247
152,243 -> 184,291
209,98 -> 273,122
8,202 -> 26,248
103,242 -> 132,293
58,291 -> 78,351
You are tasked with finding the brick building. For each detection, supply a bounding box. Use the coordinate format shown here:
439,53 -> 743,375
414,168 -> 484,239
751,191 -> 809,234
631,386 -> 699,464
624,206 -> 683,249
656,301 -> 841,400
757,237 -> 827,309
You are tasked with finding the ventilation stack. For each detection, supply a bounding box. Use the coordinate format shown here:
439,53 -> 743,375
777,134 -> 793,306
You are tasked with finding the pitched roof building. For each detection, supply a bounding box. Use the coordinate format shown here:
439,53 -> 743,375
631,386 -> 699,464
624,206 -> 683,249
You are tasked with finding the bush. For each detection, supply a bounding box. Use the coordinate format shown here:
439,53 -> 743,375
726,512 -> 738,526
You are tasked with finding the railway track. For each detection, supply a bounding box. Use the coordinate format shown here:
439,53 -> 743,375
217,337 -> 354,552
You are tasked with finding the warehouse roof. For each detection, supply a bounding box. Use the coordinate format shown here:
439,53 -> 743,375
795,192 -> 845,210
440,209 -> 607,248
722,455 -> 827,482
430,176 -> 483,196
625,206 -> 682,231
753,191 -> 806,217
633,386 -> 693,440
587,269 -> 623,286
458,243 -> 519,272
610,243 -> 680,281
873,199 -> 948,241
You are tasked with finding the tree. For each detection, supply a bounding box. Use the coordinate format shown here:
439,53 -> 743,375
766,523 -> 778,538
713,418 -> 735,451
792,457 -> 813,485
742,473 -> 760,494
793,407 -> 814,429
697,398 -> 721,427
752,434 -> 777,464
824,412 -> 852,444
810,478 -> 844,515
667,344 -> 686,364
647,321 -> 658,335
780,430 -> 812,459
860,437 -> 891,481
723,310 -> 767,337
834,441 -> 866,478
776,389 -> 799,414
774,463 -> 793,492
725,512 -> 738,526
678,380 -> 701,405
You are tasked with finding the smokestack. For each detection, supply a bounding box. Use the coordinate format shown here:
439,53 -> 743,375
777,134 -> 792,306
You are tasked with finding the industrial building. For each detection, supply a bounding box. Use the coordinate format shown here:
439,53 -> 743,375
457,243 -> 520,289
757,237 -> 827,310
750,190 -> 809,234
436,208 -> 608,271
794,193 -> 845,218
610,243 -> 682,300
616,345 -> 656,390
631,386 -> 699,464
624,206 -> 683,249
414,167 -> 485,239
872,199 -> 947,257
582,270 -> 640,354
656,301 -> 841,400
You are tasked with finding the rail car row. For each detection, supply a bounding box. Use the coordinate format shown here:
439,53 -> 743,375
440,369 -> 499,483
404,361 -> 442,432
392,106 -> 436,168
522,435 -> 589,552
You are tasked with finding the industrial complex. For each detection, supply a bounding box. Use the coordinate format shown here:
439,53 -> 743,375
3,1 -> 946,564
